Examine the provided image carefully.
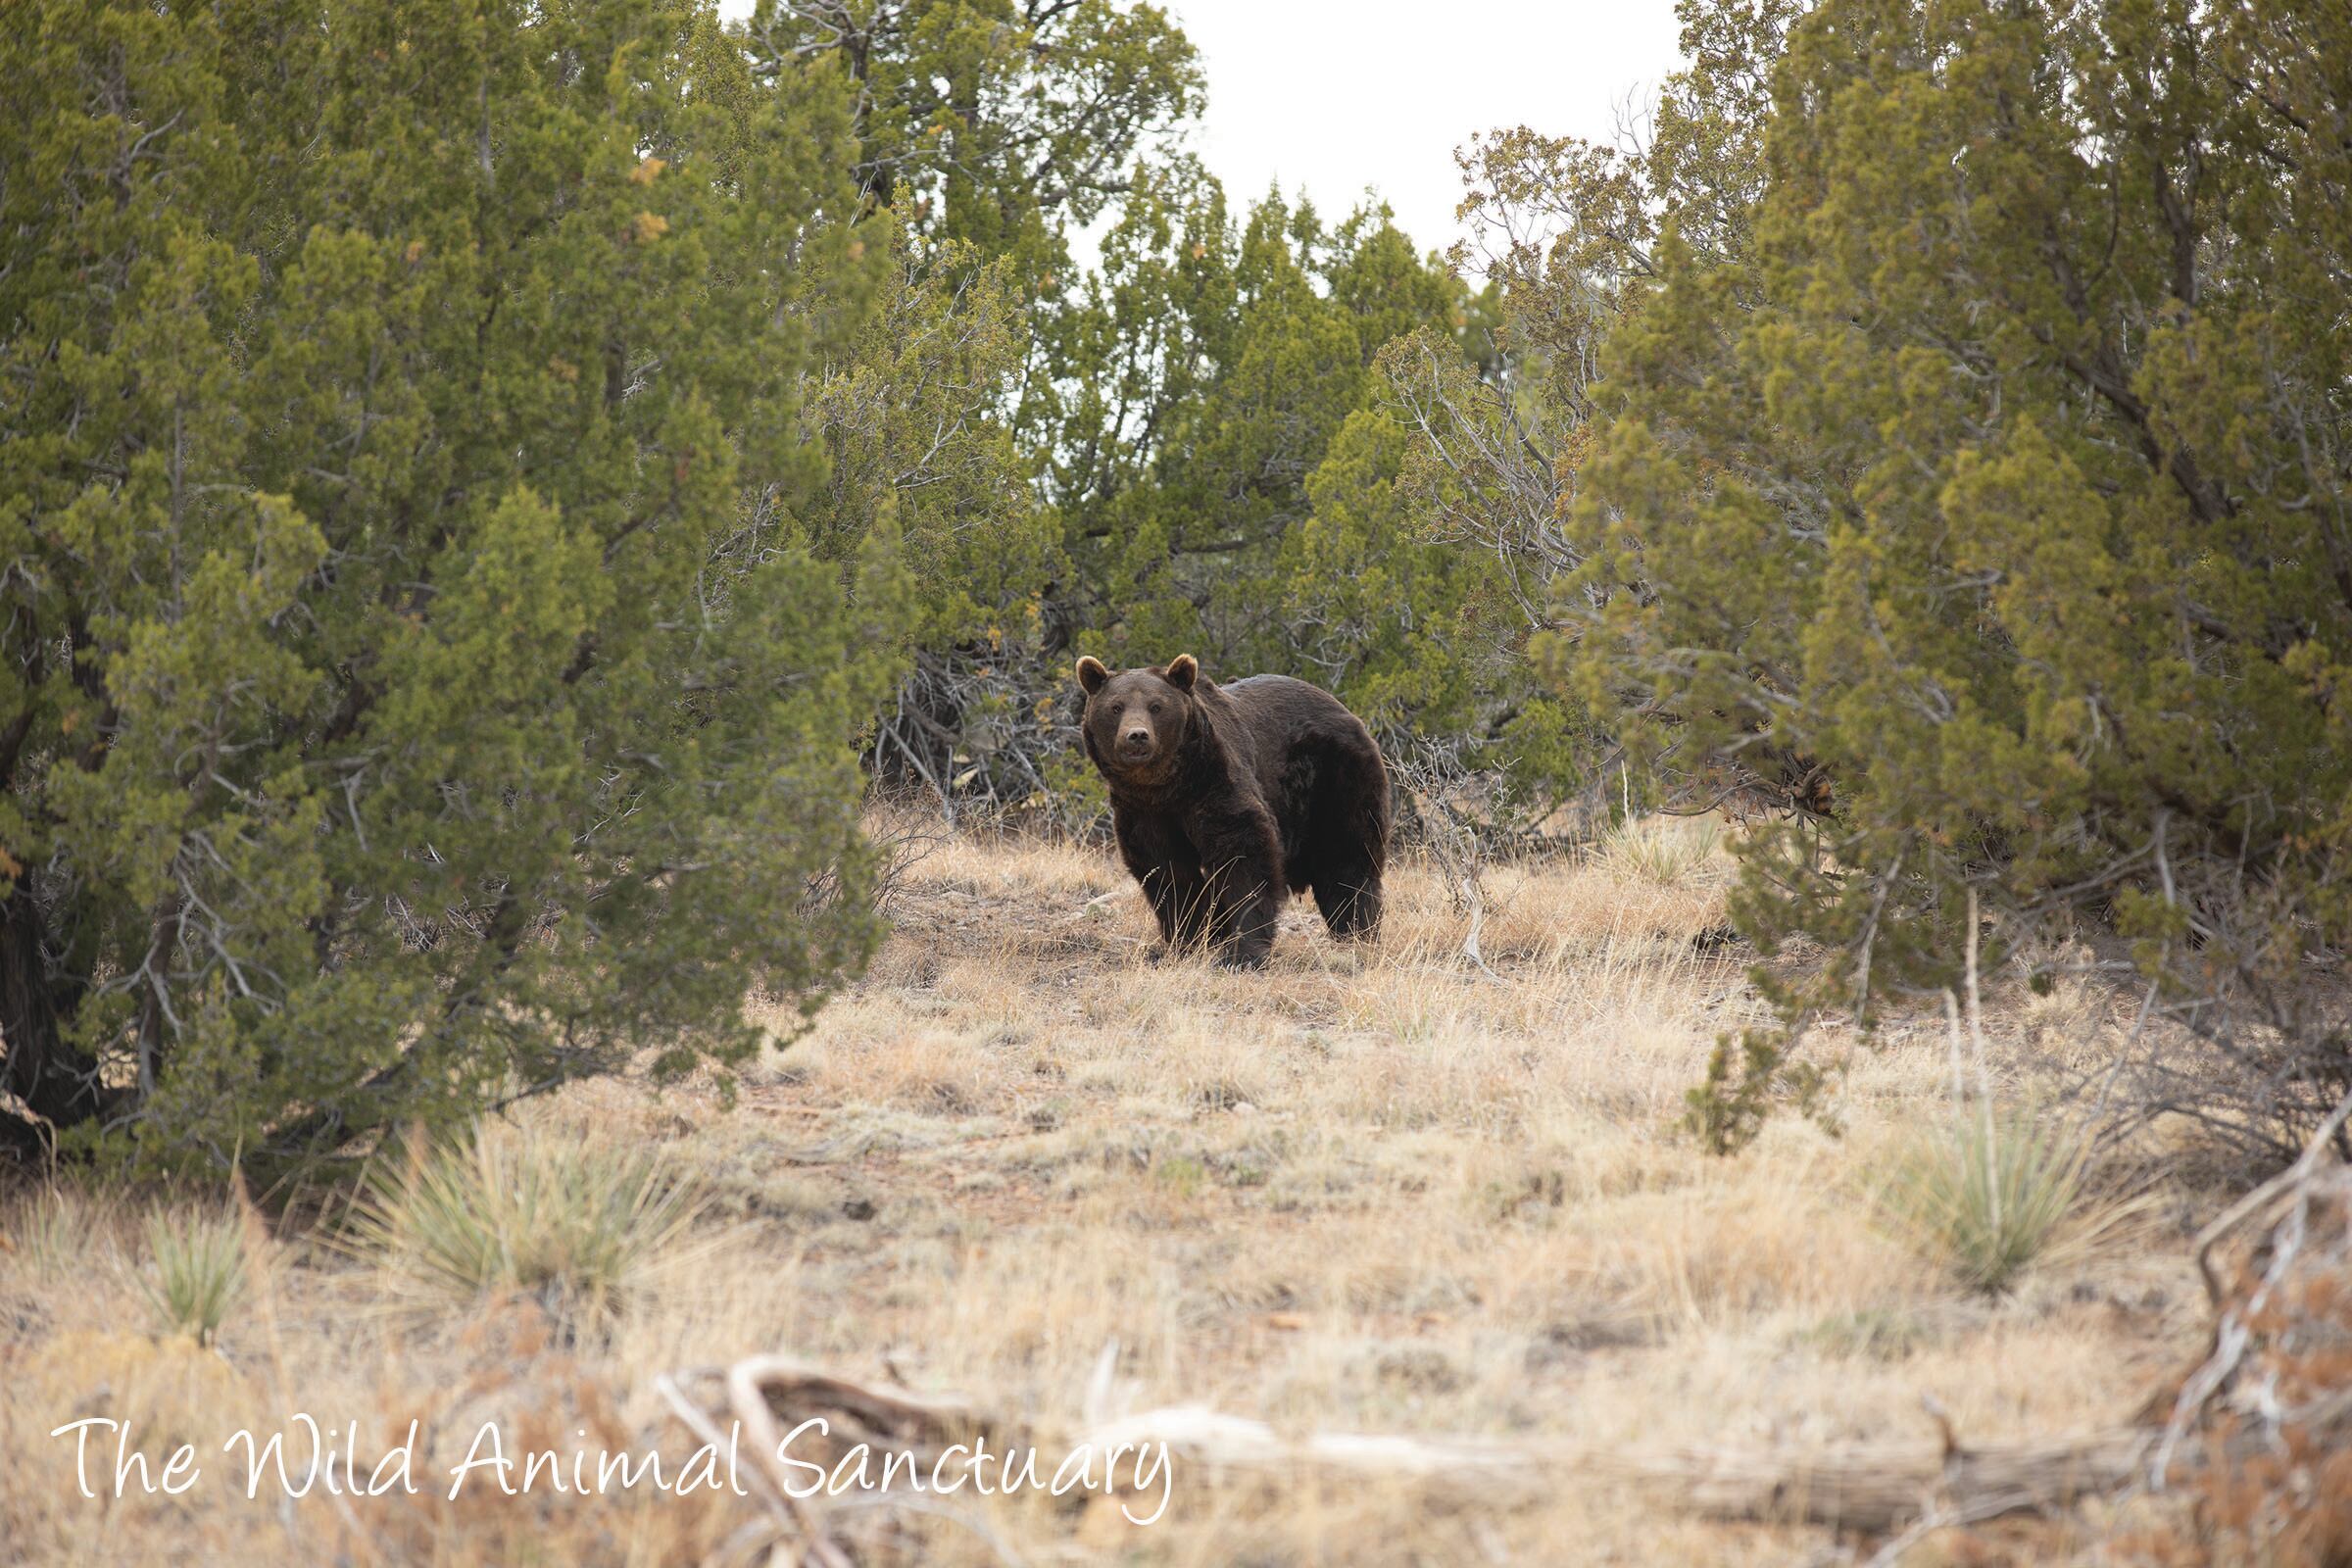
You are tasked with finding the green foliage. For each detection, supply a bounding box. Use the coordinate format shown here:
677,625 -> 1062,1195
735,2 -> 1559,820
138,1209 -> 248,1346
744,0 -> 1201,281
733,3 -> 1217,815
1044,176 -> 1536,772
1503,0 -> 2352,1154
1685,1028 -> 1836,1156
1281,410 -> 1505,740
1872,1108 -> 2092,1297
807,226 -> 1053,651
804,221 -> 1070,806
0,0 -> 906,1172
347,1122 -> 704,1334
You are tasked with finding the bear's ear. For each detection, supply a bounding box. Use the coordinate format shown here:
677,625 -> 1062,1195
1075,656 -> 1109,696
1163,654 -> 1199,693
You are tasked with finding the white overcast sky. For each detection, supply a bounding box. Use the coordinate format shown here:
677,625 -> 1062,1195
1165,0 -> 1687,258
718,1 -> 1691,264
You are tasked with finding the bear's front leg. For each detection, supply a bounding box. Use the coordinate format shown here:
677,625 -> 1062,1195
1142,865 -> 1213,959
1165,868 -> 1215,956
1195,805 -> 1285,969
1115,807 -> 1209,958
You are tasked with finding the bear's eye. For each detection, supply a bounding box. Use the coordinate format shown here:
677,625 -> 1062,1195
1148,700 -> 1164,714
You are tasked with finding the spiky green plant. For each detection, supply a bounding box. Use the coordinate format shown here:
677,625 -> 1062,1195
139,1210 -> 248,1346
1599,816 -> 1724,887
348,1123 -> 704,1334
1874,1107 -> 2092,1296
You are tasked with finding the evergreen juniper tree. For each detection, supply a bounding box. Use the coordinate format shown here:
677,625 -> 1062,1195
0,0 -> 906,1171
1554,0 -> 2352,1158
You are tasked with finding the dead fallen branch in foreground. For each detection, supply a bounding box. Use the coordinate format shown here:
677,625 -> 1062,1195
661,1098 -> 2352,1560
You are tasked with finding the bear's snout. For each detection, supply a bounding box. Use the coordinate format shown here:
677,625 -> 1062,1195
1116,721 -> 1155,760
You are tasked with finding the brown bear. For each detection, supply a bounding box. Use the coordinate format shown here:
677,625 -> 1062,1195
1075,653 -> 1390,968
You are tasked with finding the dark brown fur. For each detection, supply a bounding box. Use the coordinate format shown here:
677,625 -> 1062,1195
1076,654 -> 1390,968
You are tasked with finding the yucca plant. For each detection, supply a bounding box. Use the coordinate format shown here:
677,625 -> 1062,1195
140,1210 -> 248,1346
1874,1106 -> 2094,1296
347,1123 -> 704,1335
1599,815 -> 1724,887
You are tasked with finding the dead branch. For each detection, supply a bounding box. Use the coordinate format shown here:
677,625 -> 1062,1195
1392,740 -> 1511,981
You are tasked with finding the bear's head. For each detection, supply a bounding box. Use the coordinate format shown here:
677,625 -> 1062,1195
1075,654 -> 1200,781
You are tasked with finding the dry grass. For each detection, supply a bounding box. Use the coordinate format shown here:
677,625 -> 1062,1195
0,815 -> 2216,1565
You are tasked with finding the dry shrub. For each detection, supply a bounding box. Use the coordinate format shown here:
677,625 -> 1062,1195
2113,1164 -> 2352,1567
339,1298 -> 743,1568
1597,813 -> 1726,887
